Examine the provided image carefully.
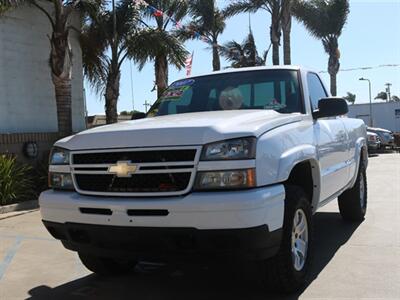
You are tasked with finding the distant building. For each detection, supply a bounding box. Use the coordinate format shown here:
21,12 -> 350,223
0,4 -> 85,162
86,115 -> 133,128
347,102 -> 400,132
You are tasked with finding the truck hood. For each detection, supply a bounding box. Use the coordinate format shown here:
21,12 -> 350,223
56,110 -> 303,150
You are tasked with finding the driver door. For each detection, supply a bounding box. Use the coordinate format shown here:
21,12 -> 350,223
308,73 -> 349,202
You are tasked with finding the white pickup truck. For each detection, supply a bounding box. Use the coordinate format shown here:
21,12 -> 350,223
40,66 -> 368,292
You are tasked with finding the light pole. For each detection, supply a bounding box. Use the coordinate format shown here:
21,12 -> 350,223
359,77 -> 373,127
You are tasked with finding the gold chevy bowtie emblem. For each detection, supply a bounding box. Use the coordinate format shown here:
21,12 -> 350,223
108,161 -> 138,178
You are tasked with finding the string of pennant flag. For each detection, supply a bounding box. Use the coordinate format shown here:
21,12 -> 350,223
132,0 -> 217,46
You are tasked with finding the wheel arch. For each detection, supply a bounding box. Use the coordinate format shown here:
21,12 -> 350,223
349,137 -> 368,189
276,144 -> 320,213
285,159 -> 321,213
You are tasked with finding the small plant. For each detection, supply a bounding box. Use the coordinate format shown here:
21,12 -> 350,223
32,157 -> 50,196
0,155 -> 34,205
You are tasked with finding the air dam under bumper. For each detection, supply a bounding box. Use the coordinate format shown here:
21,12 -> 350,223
43,221 -> 282,261
40,185 -> 285,261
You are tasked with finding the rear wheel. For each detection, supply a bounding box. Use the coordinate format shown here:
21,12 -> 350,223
262,185 -> 313,293
78,252 -> 137,276
338,159 -> 367,222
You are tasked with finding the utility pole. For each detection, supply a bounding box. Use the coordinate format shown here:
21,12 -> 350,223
385,83 -> 392,102
143,100 -> 152,113
130,60 -> 135,111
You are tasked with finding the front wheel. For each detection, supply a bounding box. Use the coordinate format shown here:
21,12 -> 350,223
338,160 -> 367,222
78,252 -> 137,276
263,185 -> 314,293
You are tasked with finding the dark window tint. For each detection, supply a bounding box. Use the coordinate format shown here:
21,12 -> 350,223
307,73 -> 327,109
148,70 -> 303,117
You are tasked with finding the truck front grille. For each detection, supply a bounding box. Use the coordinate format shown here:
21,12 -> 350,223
75,173 -> 191,193
70,147 -> 200,197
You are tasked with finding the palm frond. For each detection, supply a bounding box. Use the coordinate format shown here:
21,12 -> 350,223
142,0 -> 189,29
292,0 -> 349,39
220,29 -> 265,68
128,28 -> 189,71
223,0 -> 269,18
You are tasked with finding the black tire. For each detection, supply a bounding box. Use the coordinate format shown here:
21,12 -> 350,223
263,185 -> 314,293
338,159 -> 367,222
78,252 -> 137,276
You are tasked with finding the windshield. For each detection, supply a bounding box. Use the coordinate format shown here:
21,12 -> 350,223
147,70 -> 303,117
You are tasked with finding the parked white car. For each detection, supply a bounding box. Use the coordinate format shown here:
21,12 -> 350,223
40,66 -> 368,293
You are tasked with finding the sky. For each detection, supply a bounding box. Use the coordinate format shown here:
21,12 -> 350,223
84,0 -> 400,115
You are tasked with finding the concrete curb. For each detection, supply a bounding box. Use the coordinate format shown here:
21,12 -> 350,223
0,200 -> 38,214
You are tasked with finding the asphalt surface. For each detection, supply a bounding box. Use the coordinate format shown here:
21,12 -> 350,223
0,153 -> 399,299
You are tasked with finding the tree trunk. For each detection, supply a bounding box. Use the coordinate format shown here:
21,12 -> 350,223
270,13 -> 281,65
212,41 -> 220,71
281,0 -> 292,65
282,18 -> 291,65
272,42 -> 280,66
155,55 -> 168,99
52,75 -> 72,136
283,28 -> 291,65
328,53 -> 340,96
329,72 -> 337,97
104,63 -> 120,124
49,29 -> 73,137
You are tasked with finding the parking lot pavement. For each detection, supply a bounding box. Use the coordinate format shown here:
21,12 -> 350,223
0,153 -> 399,300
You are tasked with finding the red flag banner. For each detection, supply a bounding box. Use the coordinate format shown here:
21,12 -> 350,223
185,52 -> 194,77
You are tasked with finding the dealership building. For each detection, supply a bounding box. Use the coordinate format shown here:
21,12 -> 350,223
347,101 -> 400,132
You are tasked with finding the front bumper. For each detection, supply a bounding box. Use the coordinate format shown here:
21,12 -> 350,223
40,185 -> 285,261
43,221 -> 282,261
39,185 -> 285,230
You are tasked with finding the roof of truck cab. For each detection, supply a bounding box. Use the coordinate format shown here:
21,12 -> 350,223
186,65 -> 309,80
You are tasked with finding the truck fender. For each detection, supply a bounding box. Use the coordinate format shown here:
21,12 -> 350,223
348,137 -> 368,188
277,145 -> 321,212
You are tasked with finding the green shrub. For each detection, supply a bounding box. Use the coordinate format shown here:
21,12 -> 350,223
32,158 -> 50,196
0,155 -> 34,205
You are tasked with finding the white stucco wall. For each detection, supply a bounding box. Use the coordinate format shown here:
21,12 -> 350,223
0,3 -> 85,133
348,101 -> 400,132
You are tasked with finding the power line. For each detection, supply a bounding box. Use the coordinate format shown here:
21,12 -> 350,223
319,64 -> 400,73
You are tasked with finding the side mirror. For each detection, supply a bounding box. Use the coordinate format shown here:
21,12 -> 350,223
131,112 -> 146,120
313,97 -> 348,119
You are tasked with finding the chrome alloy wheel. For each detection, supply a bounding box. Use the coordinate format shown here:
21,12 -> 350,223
291,209 -> 308,271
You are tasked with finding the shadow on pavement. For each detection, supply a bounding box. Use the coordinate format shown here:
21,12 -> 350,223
27,211 -> 361,300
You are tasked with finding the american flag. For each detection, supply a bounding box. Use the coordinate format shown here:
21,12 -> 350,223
185,51 -> 194,77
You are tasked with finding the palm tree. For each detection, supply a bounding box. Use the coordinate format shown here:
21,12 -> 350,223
375,91 -> 399,102
343,92 -> 356,105
132,0 -> 189,99
81,0 -> 138,124
1,0 -> 102,136
220,28 -> 266,68
292,0 -> 349,96
281,0 -> 293,65
179,0 -> 226,71
224,0 -> 283,66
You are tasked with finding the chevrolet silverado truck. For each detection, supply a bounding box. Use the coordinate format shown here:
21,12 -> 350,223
40,66 -> 368,293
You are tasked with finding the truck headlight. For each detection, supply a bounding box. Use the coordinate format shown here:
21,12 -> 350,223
194,169 -> 256,190
48,173 -> 74,190
201,137 -> 256,161
49,147 -> 70,165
